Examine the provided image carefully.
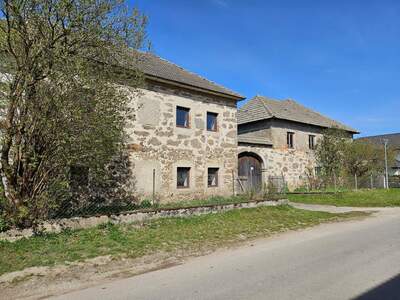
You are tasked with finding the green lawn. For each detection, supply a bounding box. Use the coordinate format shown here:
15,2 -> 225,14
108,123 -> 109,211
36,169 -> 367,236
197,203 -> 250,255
0,206 -> 367,276
288,189 -> 400,207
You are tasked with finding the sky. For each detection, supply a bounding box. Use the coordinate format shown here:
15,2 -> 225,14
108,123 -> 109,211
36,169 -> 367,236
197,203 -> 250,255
133,0 -> 400,137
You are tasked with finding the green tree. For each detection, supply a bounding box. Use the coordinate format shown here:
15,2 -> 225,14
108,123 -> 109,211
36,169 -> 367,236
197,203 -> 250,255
343,141 -> 375,179
0,0 -> 148,227
315,128 -> 348,188
345,140 -> 396,178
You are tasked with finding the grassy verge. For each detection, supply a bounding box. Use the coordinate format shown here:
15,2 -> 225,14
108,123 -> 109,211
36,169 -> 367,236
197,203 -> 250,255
0,205 -> 368,276
288,189 -> 400,207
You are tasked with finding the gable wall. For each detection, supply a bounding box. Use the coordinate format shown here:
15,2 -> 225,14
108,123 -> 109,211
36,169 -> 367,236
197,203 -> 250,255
126,81 -> 238,202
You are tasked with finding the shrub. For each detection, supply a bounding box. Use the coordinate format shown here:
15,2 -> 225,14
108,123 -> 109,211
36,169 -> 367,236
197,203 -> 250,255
139,199 -> 153,209
0,215 -> 9,232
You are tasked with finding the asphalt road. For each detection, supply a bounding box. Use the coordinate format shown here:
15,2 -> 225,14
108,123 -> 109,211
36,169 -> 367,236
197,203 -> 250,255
51,208 -> 400,300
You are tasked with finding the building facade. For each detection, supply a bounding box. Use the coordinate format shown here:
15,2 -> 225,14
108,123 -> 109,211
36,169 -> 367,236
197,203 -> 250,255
237,96 -> 358,191
2,51 -> 360,201
127,52 -> 244,201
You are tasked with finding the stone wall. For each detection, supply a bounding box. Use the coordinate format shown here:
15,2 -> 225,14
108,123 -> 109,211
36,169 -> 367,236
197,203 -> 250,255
238,145 -> 316,190
126,81 -> 238,202
238,119 -> 324,190
0,199 -> 288,242
269,119 -> 323,151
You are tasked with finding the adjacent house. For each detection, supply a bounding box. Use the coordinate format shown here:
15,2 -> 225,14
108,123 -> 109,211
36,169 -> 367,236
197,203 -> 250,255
358,133 -> 400,176
128,52 -> 244,201
237,96 -> 358,191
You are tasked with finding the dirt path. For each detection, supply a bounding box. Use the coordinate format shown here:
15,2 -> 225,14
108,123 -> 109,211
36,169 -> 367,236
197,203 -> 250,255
289,201 -> 399,214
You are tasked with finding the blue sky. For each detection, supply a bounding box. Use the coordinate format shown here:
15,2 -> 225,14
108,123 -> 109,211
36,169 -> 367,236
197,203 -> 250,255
133,0 -> 400,137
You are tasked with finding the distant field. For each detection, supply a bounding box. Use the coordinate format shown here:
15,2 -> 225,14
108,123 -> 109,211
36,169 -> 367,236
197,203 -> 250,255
288,189 -> 400,207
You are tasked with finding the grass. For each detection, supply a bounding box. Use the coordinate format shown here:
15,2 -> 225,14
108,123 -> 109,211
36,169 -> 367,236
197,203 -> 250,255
0,205 -> 367,276
288,189 -> 400,207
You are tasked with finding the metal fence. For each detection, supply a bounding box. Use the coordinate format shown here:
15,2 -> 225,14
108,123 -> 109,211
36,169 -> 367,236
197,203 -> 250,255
299,174 -> 400,191
235,172 -> 400,195
1,171 -> 399,231
235,175 -> 286,195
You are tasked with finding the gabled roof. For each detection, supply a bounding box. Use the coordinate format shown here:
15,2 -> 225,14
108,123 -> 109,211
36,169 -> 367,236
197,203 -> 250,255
2,48 -> 244,100
238,95 -> 358,133
131,51 -> 244,100
358,133 -> 400,149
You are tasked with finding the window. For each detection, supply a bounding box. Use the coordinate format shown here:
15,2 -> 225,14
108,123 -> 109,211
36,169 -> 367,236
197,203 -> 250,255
309,135 -> 316,150
207,112 -> 218,131
176,106 -> 190,128
177,167 -> 190,188
70,165 -> 89,190
287,132 -> 294,149
208,168 -> 219,187
315,167 -> 322,176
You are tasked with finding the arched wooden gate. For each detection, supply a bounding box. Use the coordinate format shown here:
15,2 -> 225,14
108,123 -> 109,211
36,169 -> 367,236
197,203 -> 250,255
238,152 -> 263,192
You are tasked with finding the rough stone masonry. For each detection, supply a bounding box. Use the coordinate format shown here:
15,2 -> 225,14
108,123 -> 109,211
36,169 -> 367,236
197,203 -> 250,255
126,81 -> 239,202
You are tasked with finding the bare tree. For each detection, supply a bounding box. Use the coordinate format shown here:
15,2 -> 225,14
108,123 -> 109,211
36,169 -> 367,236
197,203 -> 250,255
0,0 -> 148,227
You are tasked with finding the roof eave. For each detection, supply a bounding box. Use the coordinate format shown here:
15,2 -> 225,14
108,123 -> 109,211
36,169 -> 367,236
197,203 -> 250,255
145,74 -> 245,101
238,142 -> 273,146
238,116 -> 359,134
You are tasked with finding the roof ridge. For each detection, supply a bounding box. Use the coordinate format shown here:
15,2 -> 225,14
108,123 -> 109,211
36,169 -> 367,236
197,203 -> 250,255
238,95 -> 358,133
256,95 -> 276,117
238,96 -> 267,121
360,132 -> 400,138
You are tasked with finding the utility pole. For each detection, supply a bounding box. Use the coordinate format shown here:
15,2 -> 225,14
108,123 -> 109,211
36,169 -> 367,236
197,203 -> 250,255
152,169 -> 156,205
383,139 -> 389,190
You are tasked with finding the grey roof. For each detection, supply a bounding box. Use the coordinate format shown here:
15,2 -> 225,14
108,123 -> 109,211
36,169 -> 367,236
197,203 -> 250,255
237,136 -> 273,146
2,48 -> 244,99
129,51 -> 244,100
358,133 -> 400,149
238,95 -> 358,133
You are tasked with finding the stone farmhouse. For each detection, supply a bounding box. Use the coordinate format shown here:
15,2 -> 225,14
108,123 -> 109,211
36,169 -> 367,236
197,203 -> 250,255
237,96 -> 358,191
0,51 -> 359,201
128,52 -> 358,200
127,52 -> 244,201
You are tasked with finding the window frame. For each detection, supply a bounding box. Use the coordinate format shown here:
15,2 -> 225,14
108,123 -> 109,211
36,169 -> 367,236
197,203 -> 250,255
207,167 -> 219,187
177,167 -> 191,189
70,165 -> 89,189
176,106 -> 190,128
315,166 -> 322,176
206,112 -> 218,132
309,135 -> 316,150
287,132 -> 295,149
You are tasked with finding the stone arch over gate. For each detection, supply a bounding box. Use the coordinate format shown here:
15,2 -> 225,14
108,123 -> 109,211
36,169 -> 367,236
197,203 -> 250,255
238,151 -> 265,192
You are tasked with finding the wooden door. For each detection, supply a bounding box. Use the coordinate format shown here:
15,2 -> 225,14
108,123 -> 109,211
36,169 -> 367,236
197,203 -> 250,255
238,154 -> 262,192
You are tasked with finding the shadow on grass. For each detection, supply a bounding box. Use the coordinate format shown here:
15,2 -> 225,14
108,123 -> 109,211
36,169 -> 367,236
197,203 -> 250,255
353,273 -> 400,300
